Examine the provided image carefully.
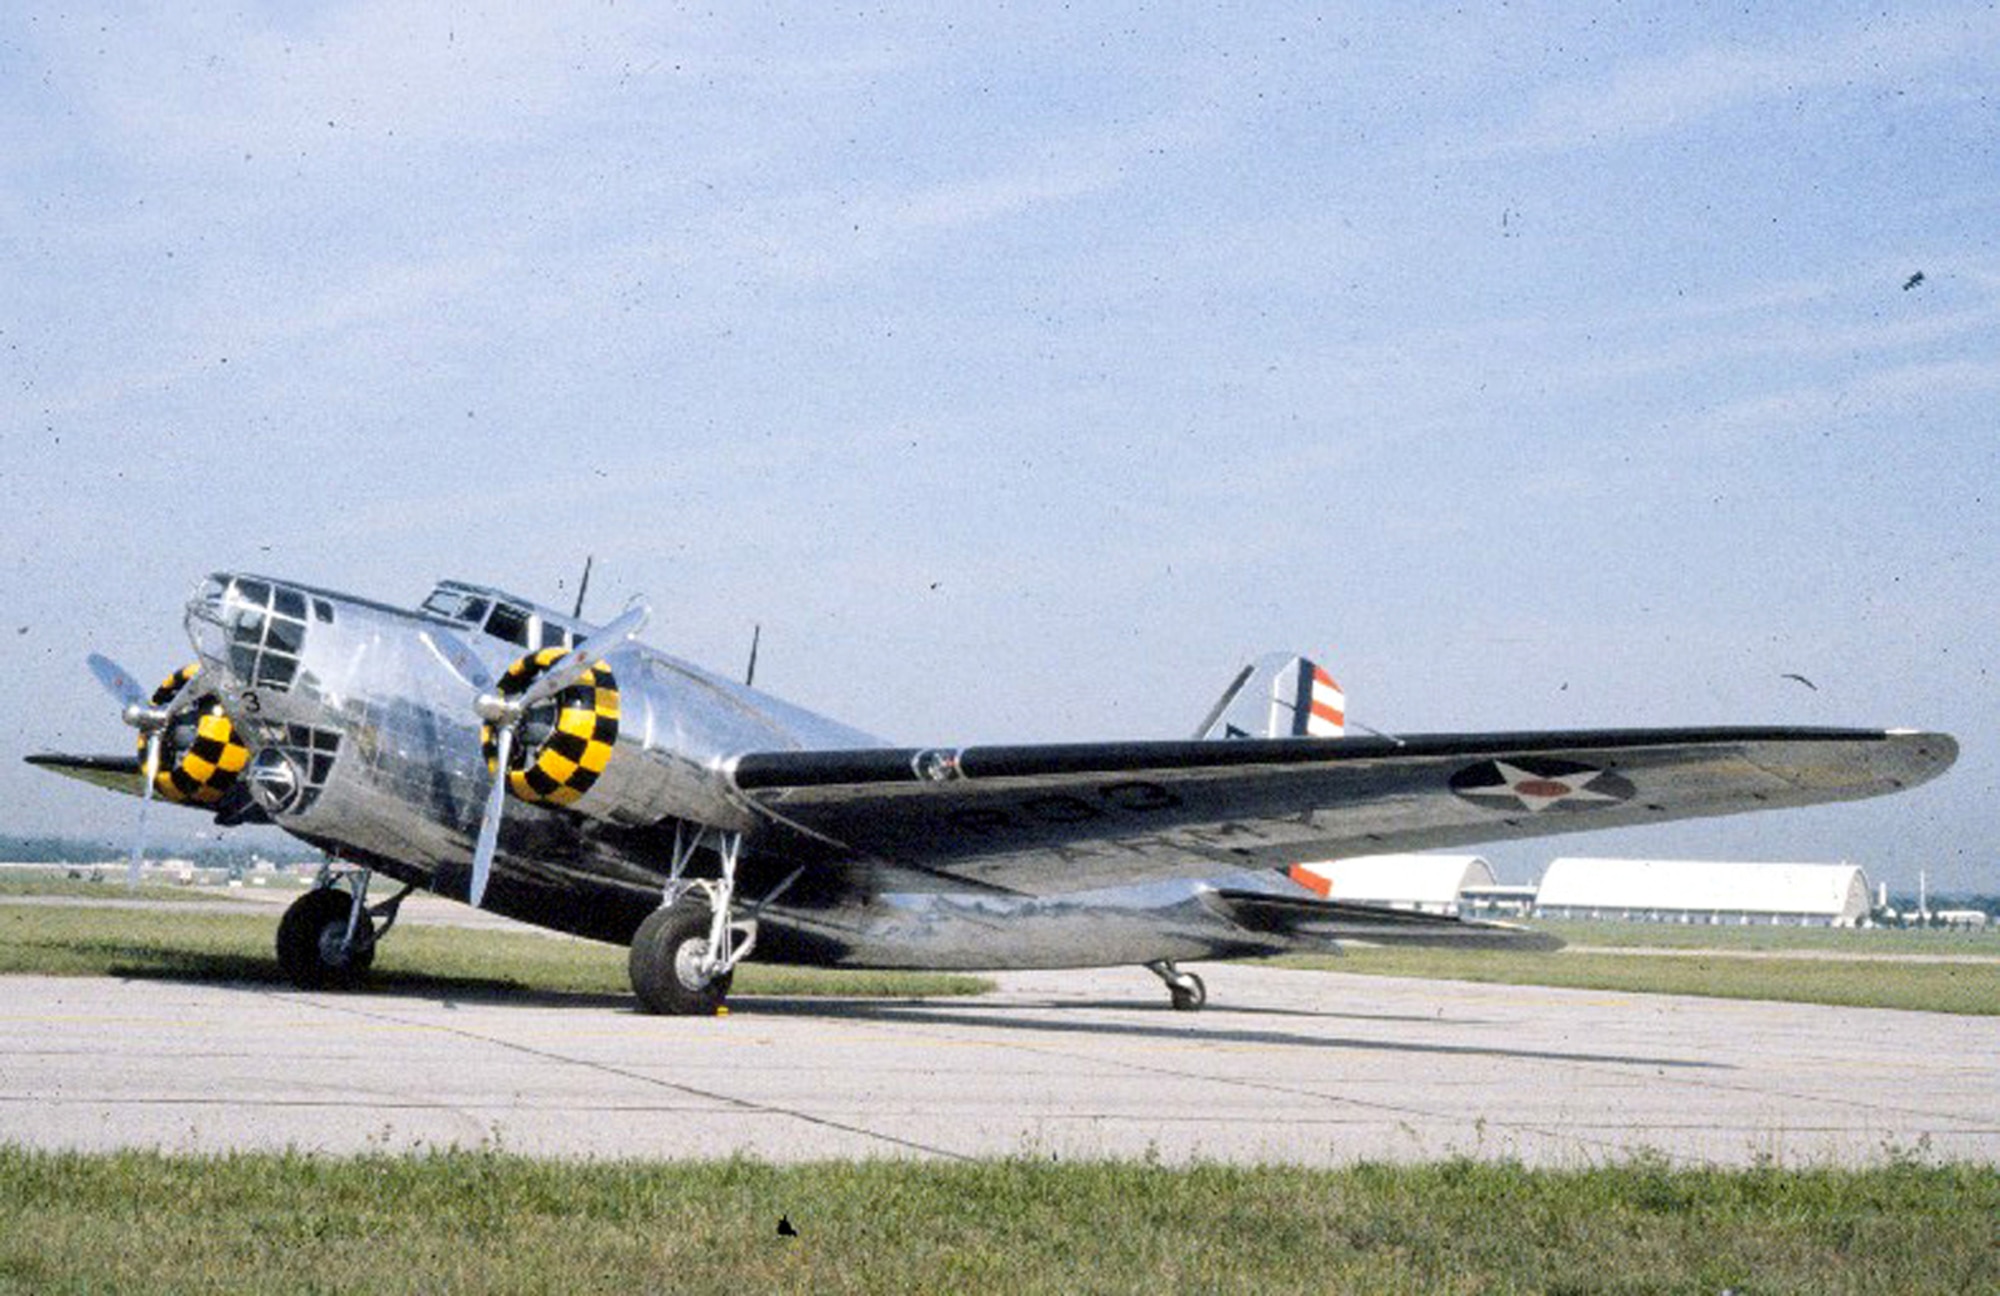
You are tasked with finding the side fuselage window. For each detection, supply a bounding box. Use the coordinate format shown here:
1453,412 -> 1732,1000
485,603 -> 532,648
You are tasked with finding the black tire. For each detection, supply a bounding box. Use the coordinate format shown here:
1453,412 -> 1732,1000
276,888 -> 376,990
629,898 -> 734,1016
1169,973 -> 1206,1012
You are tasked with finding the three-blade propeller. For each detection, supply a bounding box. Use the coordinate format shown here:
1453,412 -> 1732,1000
435,602 -> 649,908
86,652 -> 204,888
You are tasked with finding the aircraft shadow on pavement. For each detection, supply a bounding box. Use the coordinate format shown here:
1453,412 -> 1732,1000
102,965 -> 1720,1068
110,958 -> 635,1011
753,995 -> 1479,1027
741,997 -> 1726,1071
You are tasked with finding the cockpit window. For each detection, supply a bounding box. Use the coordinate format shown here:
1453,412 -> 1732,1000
485,603 -> 532,647
220,578 -> 310,692
420,588 -> 491,625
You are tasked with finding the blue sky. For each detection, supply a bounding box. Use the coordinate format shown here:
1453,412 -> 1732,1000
4,4 -> 1994,890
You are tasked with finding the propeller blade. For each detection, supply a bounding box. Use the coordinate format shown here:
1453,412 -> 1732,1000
420,628 -> 495,694
87,653 -> 147,712
127,731 -> 163,889
91,654 -> 204,726
154,667 -> 205,721
468,723 -> 513,909
516,602 -> 649,710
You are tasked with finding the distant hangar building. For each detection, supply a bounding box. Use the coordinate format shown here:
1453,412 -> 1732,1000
1534,857 -> 1873,927
1288,854 -> 1497,916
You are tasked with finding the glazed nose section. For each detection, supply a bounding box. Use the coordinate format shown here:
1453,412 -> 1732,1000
186,574 -> 324,695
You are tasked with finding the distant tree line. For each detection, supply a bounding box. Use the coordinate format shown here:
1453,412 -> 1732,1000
0,835 -> 318,868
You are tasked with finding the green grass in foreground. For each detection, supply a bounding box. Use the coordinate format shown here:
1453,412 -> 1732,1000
0,903 -> 990,1001
0,1149 -> 1993,1295
1278,944 -> 2000,1015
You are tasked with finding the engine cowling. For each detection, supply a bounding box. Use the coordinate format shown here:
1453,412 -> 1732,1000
479,647 -> 620,808
140,663 -> 251,805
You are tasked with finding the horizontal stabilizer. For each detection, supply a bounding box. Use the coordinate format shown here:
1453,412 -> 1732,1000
1204,888 -> 1565,951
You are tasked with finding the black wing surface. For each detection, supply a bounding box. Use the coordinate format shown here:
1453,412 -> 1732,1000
25,753 -> 148,797
729,727 -> 1955,895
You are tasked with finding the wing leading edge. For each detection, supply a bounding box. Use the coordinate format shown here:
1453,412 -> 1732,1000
25,753 -> 148,797
729,727 -> 1956,896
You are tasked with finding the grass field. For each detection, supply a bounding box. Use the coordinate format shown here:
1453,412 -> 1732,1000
0,871 -> 221,902
1296,943 -> 2000,1015
0,901 -> 992,1002
1267,917 -> 2000,1016
1532,918 -> 2000,954
0,1149 -> 1993,1294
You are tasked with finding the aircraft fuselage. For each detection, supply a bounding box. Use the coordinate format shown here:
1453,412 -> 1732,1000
179,573 -> 1268,966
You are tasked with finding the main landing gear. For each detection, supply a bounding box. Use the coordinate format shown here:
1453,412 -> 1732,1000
276,865 -> 413,990
628,825 -> 765,1016
1146,959 -> 1207,1011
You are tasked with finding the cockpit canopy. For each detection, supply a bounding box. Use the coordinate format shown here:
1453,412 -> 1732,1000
191,574 -> 335,694
420,580 -> 576,650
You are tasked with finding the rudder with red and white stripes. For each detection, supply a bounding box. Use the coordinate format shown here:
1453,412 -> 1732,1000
1274,657 -> 1346,738
1194,652 -> 1347,740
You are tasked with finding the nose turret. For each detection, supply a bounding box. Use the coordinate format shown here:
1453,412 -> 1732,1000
184,573 -> 345,819
185,574 -> 322,698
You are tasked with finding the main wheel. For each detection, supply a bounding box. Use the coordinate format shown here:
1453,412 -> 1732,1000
276,888 -> 376,990
628,898 -> 734,1016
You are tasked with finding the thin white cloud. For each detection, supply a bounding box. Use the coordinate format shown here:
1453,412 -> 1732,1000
70,6 -> 640,159
1683,353 -> 2000,440
1465,6 -> 2000,157
647,109 -> 1213,285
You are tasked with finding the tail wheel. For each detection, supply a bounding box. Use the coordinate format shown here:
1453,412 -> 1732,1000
139,664 -> 251,805
629,897 -> 733,1016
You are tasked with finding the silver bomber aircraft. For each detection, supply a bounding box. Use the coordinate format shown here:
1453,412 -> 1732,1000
28,573 -> 1958,1014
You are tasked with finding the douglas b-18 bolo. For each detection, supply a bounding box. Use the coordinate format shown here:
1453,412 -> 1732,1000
29,572 -> 1956,1014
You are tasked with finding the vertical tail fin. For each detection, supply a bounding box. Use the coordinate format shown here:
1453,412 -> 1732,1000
1195,653 -> 1345,740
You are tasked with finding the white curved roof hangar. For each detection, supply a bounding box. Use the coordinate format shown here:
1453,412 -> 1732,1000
1537,857 -> 1870,922
1289,854 -> 1497,912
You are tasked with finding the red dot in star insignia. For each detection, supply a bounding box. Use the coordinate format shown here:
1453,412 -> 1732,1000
1515,779 -> 1573,798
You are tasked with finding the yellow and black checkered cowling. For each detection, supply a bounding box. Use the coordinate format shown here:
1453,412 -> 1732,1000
141,664 -> 252,805
480,648 -> 620,808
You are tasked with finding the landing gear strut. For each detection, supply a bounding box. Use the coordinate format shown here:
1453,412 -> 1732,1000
275,866 -> 413,990
628,826 -> 760,1016
1146,959 -> 1207,1011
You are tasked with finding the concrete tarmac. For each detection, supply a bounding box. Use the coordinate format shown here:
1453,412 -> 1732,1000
2,966 -> 1994,1167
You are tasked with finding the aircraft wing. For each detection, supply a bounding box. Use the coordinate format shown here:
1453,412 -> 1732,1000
730,727 -> 1955,895
24,753 -> 148,797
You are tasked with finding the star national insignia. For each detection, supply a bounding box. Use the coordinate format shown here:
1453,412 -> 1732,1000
1448,757 -> 1635,814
